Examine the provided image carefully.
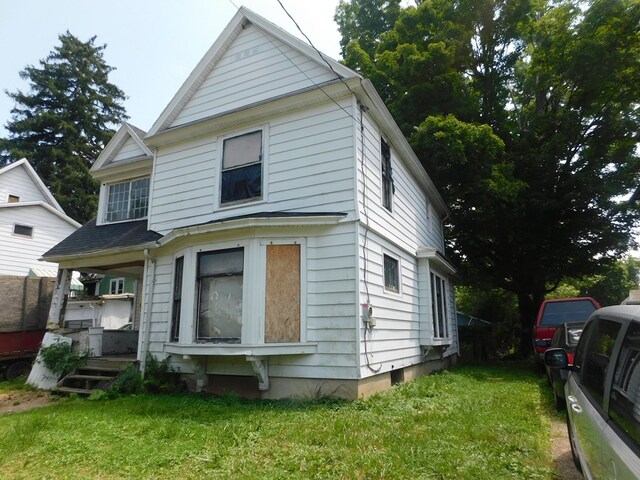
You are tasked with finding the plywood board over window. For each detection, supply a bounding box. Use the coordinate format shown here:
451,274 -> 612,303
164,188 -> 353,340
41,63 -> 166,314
265,244 -> 300,343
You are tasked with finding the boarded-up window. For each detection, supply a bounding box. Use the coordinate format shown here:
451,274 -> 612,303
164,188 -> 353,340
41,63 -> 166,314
265,244 -> 300,343
8,194 -> 19,203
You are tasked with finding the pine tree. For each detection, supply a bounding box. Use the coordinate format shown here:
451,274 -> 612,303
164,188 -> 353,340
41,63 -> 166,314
1,32 -> 128,223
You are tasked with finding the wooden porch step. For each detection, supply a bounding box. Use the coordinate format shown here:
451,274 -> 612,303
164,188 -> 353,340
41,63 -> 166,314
53,386 -> 94,395
76,365 -> 125,374
65,374 -> 115,381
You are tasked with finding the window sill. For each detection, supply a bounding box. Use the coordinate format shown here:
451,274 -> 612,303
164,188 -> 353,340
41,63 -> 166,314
421,337 -> 452,347
164,342 -> 318,357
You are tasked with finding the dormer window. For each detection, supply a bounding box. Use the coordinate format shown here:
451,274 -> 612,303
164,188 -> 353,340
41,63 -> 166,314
105,177 -> 150,222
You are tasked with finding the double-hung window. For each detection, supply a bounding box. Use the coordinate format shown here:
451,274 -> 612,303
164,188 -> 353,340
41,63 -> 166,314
170,257 -> 184,342
105,177 -> 150,222
197,248 -> 244,343
110,278 -> 124,295
221,130 -> 262,205
431,272 -> 449,339
381,138 -> 394,211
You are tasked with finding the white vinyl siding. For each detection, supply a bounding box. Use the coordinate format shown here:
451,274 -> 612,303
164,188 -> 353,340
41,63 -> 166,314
171,24 -> 337,128
149,99 -> 355,234
357,110 -> 443,253
0,166 -> 49,205
112,136 -> 147,163
0,205 -> 78,276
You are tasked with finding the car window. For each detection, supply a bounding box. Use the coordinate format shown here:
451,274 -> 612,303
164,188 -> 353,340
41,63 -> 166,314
579,318 -> 621,407
609,321 -> 640,447
540,300 -> 597,326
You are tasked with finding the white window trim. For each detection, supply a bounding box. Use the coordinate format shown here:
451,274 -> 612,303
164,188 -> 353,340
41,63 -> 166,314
101,176 -> 151,224
216,125 -> 269,211
430,270 -> 451,341
109,277 -> 125,295
382,250 -> 402,296
12,223 -> 34,238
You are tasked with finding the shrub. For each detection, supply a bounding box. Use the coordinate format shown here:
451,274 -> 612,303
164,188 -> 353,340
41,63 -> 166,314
38,341 -> 89,376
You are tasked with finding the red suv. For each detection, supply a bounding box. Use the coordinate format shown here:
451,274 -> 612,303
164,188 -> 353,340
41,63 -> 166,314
533,297 -> 600,362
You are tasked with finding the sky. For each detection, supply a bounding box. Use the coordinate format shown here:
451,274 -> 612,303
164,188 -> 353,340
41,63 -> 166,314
0,0 -> 344,134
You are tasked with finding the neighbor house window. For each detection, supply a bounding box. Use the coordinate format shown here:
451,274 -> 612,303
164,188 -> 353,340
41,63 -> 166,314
105,177 -> 150,222
431,273 -> 449,339
221,130 -> 262,205
13,224 -> 33,237
8,194 -> 19,203
381,138 -> 394,211
197,248 -> 244,343
170,256 -> 184,342
110,278 -> 125,295
383,254 -> 400,294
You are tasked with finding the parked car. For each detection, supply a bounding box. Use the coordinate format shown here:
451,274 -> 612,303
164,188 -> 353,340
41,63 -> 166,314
533,297 -> 599,363
545,305 -> 640,478
545,321 -> 585,409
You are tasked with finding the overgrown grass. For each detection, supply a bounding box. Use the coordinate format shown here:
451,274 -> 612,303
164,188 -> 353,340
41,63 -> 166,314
0,364 -> 555,479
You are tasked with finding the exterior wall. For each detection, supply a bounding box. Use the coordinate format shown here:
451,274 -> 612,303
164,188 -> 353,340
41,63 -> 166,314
0,165 -> 48,204
143,221 -> 361,382
170,23 -> 337,129
354,108 -> 457,380
0,205 -> 77,276
150,98 -> 356,234
112,136 -> 144,163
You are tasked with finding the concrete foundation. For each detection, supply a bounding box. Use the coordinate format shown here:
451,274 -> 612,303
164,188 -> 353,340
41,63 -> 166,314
179,354 -> 458,400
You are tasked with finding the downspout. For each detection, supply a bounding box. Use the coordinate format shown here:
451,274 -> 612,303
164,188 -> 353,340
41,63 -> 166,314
140,248 -> 156,375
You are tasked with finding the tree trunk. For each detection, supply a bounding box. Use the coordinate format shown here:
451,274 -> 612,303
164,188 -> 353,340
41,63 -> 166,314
517,291 -> 545,357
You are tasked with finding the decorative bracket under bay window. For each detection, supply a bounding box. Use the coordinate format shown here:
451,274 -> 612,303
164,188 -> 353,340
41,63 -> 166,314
247,356 -> 269,390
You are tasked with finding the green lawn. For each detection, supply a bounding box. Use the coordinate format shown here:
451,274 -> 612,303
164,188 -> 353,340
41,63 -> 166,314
0,364 -> 556,479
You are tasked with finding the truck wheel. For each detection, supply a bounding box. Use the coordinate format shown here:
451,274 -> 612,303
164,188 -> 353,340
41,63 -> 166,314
5,360 -> 32,380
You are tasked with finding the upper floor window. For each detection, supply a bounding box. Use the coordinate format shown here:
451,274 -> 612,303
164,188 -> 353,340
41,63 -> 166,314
105,177 -> 150,223
381,138 -> 394,211
13,224 -> 33,237
221,130 -> 262,205
8,194 -> 19,203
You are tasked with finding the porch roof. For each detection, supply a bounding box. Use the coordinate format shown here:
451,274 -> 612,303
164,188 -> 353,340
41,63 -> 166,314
42,219 -> 162,260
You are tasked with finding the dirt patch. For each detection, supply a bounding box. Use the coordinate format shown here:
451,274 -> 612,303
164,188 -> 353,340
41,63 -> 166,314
0,390 -> 56,415
550,415 -> 582,480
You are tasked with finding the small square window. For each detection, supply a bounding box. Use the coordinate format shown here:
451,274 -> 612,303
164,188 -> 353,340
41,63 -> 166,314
383,254 -> 399,293
13,224 -> 33,237
110,278 -> 125,295
8,194 -> 19,203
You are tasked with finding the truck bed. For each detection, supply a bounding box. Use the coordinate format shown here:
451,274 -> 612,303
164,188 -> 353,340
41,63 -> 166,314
0,330 -> 46,359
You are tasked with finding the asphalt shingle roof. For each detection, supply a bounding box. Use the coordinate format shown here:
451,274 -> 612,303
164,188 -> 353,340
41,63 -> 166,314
43,219 -> 162,258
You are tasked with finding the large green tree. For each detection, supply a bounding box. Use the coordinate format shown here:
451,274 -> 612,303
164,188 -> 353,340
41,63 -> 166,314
337,0 -> 640,352
1,32 -> 128,223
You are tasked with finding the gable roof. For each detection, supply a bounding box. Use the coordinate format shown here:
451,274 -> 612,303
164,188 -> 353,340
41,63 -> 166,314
0,201 -> 81,228
0,158 -> 64,212
91,123 -> 152,175
147,6 -> 358,137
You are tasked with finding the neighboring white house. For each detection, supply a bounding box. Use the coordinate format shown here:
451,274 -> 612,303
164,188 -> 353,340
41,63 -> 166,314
0,158 -> 80,276
43,7 -> 458,399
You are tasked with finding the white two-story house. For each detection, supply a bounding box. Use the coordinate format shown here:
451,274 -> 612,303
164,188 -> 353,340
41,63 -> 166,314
43,7 -> 457,399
